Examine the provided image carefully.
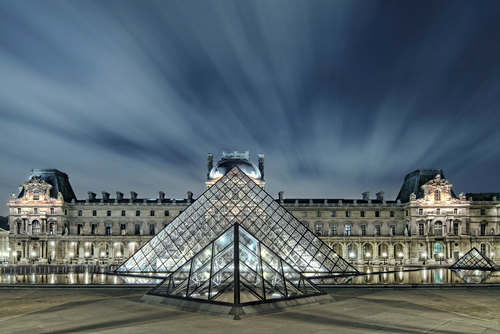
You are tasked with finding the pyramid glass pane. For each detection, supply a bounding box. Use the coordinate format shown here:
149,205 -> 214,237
118,166 -> 356,276
148,223 -> 326,307
449,247 -> 497,270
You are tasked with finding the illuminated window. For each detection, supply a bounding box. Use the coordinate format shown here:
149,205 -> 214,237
92,210 -> 96,216
345,225 -> 351,236
78,210 -> 82,216
136,210 -> 140,217
360,211 -> 365,218
150,210 -> 155,217
107,210 -> 111,216
315,224 -> 322,236
390,211 -> 394,217
121,210 -> 126,216
120,224 -> 126,235
375,210 -> 379,218
330,225 -> 336,236
434,190 -> 441,201
330,211 -> 336,217
106,225 -> 112,235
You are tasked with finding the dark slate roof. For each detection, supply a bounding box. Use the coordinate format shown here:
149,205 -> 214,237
280,199 -> 398,205
0,216 -> 8,230
18,169 -> 77,202
396,169 -> 457,203
466,193 -> 500,201
73,198 -> 191,204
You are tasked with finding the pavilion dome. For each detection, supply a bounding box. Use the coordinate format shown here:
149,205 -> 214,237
208,152 -> 262,180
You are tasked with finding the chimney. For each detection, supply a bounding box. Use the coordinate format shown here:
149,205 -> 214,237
362,191 -> 370,201
187,191 -> 193,203
279,191 -> 284,203
207,153 -> 213,178
376,191 -> 385,201
258,154 -> 264,179
130,191 -> 137,201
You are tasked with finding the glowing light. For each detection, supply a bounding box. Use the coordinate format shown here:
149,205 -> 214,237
31,252 -> 36,256
69,252 -> 74,257
50,242 -> 55,246
350,252 -> 355,258
398,253 -> 403,257
366,253 -> 371,257
382,252 -> 387,257
84,252 -> 89,257
116,252 -> 122,257
422,252 -> 427,257
100,252 -> 105,257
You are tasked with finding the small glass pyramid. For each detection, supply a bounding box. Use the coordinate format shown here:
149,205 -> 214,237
117,166 -> 357,276
147,223 -> 327,314
449,247 -> 497,270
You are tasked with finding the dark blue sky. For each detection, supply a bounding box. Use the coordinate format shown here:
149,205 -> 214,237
1,1 -> 499,215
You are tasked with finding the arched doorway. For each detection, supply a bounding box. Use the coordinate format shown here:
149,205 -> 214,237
433,243 -> 444,258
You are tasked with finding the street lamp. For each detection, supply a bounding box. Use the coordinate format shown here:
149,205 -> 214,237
422,252 -> 427,265
398,252 -> 403,265
382,252 -> 387,265
350,252 -> 356,264
439,252 -> 443,265
365,252 -> 371,265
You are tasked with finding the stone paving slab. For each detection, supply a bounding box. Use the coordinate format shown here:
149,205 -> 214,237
0,287 -> 500,333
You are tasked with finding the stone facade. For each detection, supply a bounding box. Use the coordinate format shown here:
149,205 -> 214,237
6,153 -> 500,266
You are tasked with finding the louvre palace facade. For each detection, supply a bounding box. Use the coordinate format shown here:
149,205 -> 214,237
6,151 -> 500,266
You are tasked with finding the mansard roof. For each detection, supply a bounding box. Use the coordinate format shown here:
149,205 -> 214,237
280,199 -> 398,205
18,169 -> 77,202
396,169 -> 456,203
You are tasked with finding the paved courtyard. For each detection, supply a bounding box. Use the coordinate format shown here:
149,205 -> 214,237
1,287 -> 500,333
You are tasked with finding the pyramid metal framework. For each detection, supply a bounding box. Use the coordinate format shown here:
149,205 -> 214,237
452,269 -> 493,284
449,247 -> 497,270
148,223 -> 325,306
117,166 -> 357,276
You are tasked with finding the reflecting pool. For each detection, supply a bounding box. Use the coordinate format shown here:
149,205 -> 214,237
0,273 -> 162,285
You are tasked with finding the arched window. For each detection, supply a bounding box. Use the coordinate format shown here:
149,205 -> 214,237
434,190 -> 441,201
433,243 -> 444,257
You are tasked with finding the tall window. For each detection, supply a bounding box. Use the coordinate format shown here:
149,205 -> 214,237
149,224 -> 155,235
107,210 -> 111,217
419,224 -> 424,235
150,210 -> 155,217
330,225 -> 336,236
360,225 -> 366,236
165,210 -> 169,217
92,210 -> 97,217
480,224 -> 486,236
389,225 -> 395,235
121,210 -> 126,216
434,190 -> 441,201
135,224 -> 141,235
17,208 -> 21,214
302,211 -> 307,217
91,224 -> 97,235
34,208 -> 38,214
77,224 -> 83,235
136,210 -> 140,217
120,224 -> 126,235
331,211 -> 336,217
346,211 -> 350,218
375,225 -> 380,236
360,211 -> 365,218
78,210 -> 82,216
32,220 -> 40,234
315,224 -> 322,236
453,223 -> 459,235
345,225 -> 351,236
375,211 -> 380,218
50,208 -> 54,214
436,209 -> 440,215
406,210 -> 408,216
390,211 -> 394,217
106,225 -> 112,235
481,208 -> 485,216
316,210 -> 321,217
419,209 -> 423,215
33,191 -> 39,200
434,221 -> 443,236
454,208 -> 458,215
433,243 -> 444,257
480,243 -> 486,255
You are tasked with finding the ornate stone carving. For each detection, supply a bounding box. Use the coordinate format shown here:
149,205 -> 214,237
22,176 -> 52,200
409,193 -> 416,201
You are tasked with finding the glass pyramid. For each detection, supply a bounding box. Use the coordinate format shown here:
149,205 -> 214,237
116,166 -> 357,276
449,247 -> 497,270
148,223 -> 326,305
452,269 -> 493,283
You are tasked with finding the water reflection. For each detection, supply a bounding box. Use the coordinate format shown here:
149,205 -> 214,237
0,273 -> 162,285
312,268 -> 500,285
